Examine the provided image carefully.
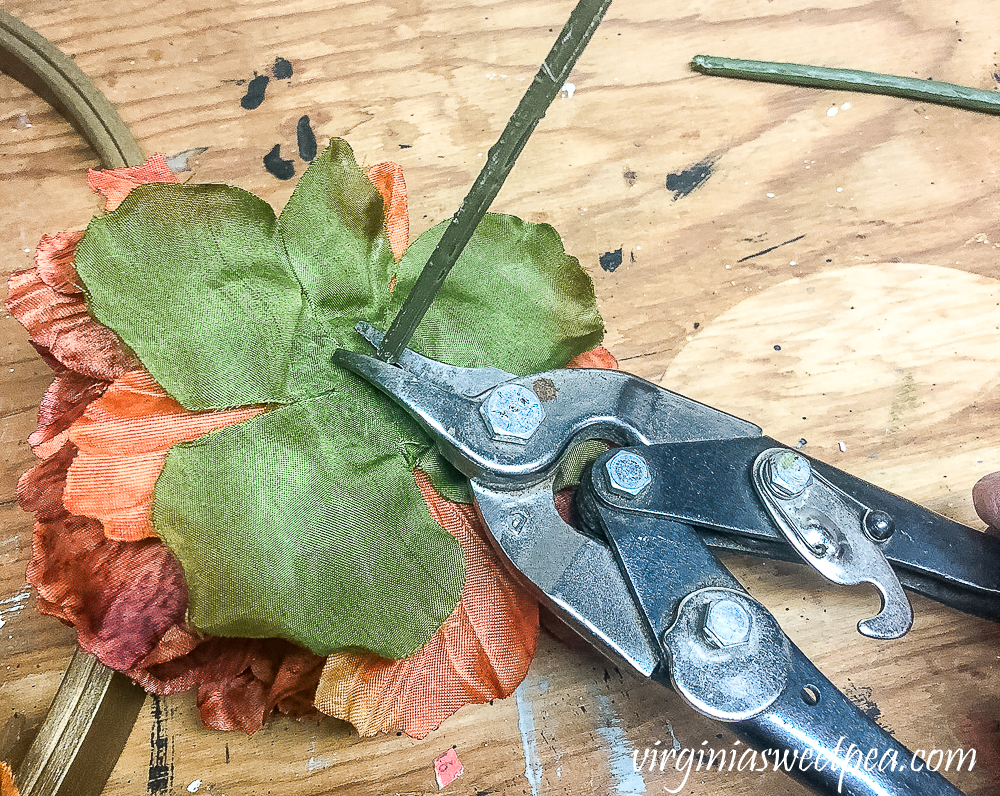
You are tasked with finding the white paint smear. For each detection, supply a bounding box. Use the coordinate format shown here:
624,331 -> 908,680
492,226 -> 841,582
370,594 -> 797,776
306,755 -> 334,772
515,677 -> 544,796
0,591 -> 30,630
594,694 -> 646,795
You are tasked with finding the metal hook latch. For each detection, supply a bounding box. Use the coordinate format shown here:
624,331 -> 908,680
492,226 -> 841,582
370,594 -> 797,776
751,448 -> 913,639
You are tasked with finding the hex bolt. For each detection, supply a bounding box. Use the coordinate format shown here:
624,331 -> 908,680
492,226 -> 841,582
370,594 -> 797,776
605,450 -> 652,497
703,598 -> 753,648
480,384 -> 545,443
765,449 -> 812,498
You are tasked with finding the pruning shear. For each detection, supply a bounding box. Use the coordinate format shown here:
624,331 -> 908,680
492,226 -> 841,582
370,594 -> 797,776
335,321 -> 1000,796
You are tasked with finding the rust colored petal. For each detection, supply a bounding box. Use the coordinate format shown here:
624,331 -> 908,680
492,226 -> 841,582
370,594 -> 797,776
134,636 -> 325,733
88,153 -> 178,211
17,441 -> 78,520
34,231 -> 84,293
365,162 -> 409,263
24,477 -> 325,734
314,470 -> 539,738
1,761 -> 20,796
28,372 -> 111,453
64,370 -> 268,541
5,266 -> 140,381
26,505 -> 188,672
566,344 -> 617,370
19,439 -> 189,672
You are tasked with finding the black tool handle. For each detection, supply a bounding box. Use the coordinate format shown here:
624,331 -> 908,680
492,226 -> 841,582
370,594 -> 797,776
580,460 -> 970,796
600,437 -> 1000,622
729,642 -> 966,796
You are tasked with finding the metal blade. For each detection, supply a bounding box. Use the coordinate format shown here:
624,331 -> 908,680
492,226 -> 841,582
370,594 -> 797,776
376,0 -> 614,363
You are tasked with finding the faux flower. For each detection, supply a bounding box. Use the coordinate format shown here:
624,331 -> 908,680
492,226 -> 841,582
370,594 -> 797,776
8,140 -> 611,735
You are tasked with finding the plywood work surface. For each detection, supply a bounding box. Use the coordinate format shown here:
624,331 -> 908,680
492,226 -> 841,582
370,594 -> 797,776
1,1 -> 999,794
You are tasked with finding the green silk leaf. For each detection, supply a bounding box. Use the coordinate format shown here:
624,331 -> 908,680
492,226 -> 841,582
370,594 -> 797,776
392,213 -> 604,372
153,396 -> 464,657
72,139 -> 604,658
76,184 -> 304,408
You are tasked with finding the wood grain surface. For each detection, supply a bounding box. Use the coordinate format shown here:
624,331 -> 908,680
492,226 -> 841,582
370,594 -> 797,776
2,1 -> 1000,794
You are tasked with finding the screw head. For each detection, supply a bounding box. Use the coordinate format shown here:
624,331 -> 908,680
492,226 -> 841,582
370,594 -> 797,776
480,384 -> 545,443
766,450 -> 812,497
703,598 -> 753,647
605,450 -> 652,497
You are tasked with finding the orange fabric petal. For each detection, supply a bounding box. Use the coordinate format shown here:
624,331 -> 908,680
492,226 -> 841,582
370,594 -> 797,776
64,370 -> 268,541
566,344 -> 618,370
314,470 -> 539,738
1,760 -> 20,796
88,154 -> 178,211
365,162 -> 409,262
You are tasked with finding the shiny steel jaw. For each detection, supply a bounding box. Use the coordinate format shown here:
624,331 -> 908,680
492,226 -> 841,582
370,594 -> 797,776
333,322 -> 762,489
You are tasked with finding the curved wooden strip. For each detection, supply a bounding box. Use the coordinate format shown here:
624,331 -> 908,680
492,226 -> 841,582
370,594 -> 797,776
1,11 -> 148,796
14,650 -> 145,796
0,11 -> 144,169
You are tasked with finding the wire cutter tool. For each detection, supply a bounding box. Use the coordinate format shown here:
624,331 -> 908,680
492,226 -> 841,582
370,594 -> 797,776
333,322 -> 1000,796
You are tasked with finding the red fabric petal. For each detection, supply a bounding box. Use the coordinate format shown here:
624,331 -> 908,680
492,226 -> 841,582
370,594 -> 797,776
28,372 -> 111,453
34,231 -> 84,293
566,345 -> 618,370
25,506 -> 188,671
87,154 -> 178,211
133,635 -> 325,733
18,442 -> 186,670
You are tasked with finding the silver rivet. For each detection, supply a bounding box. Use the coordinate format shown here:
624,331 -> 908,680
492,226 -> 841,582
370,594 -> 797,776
863,509 -> 895,541
703,598 -> 753,647
765,450 -> 812,497
605,450 -> 651,497
480,384 -> 545,443
801,515 -> 839,557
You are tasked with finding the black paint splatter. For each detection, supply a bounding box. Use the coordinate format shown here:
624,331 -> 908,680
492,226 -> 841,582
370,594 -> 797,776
737,234 -> 805,263
665,156 -> 716,200
599,248 -> 623,272
273,57 -> 293,80
845,682 -> 894,735
147,695 -> 172,794
241,74 -> 270,110
297,115 -> 317,161
264,144 -> 295,180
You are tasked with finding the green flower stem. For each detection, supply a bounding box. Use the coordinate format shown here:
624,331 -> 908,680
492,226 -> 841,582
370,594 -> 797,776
378,0 -> 614,363
691,55 -> 1000,115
